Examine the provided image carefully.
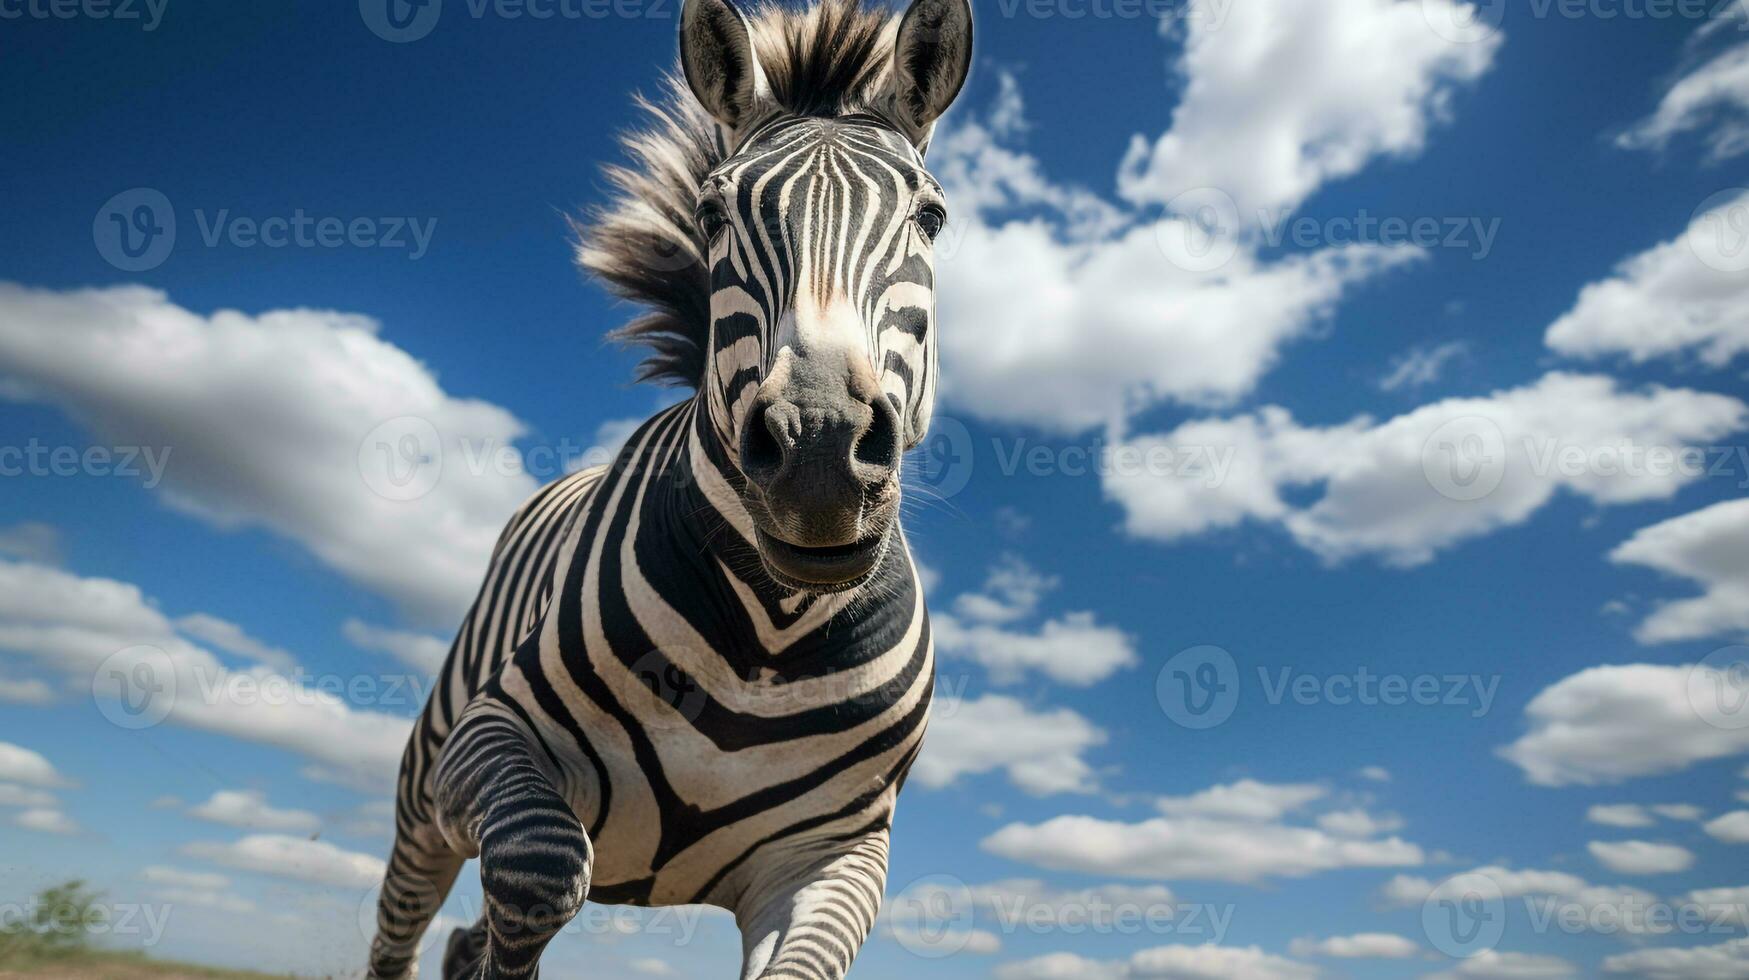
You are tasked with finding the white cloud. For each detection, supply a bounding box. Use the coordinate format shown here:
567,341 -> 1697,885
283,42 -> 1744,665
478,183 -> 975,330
0,783 -> 57,808
0,522 -> 61,564
0,283 -> 537,625
1116,0 -> 1500,218
1155,779 -> 1325,822
1618,42 -> 1749,162
931,37 -> 1448,433
982,809 -> 1422,884
1588,803 -> 1657,828
1653,803 -> 1706,821
1424,949 -> 1577,979
1105,373 -> 1745,565
1611,499 -> 1749,644
1287,932 -> 1418,959
1382,866 -> 1662,937
1706,811 -> 1749,843
1379,341 -> 1468,392
628,959 -> 676,977
1587,840 -> 1695,875
1603,938 -> 1749,979
141,865 -> 231,891
189,790 -> 322,835
1316,808 -> 1405,838
913,695 -> 1106,795
181,834 -> 385,889
994,944 -> 1317,980
933,558 -> 1136,686
1545,189 -> 1749,367
1499,664 -> 1749,786
0,675 -> 54,704
0,741 -> 70,788
173,613 -> 297,672
1359,765 -> 1392,782
15,807 -> 79,835
1678,886 -> 1749,930
342,618 -> 449,675
0,559 -> 412,788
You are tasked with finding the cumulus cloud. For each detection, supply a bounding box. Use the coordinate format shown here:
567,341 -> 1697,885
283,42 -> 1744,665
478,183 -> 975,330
0,559 -> 412,788
1611,499 -> 1749,644
927,0 -> 1500,433
1499,663 -> 1749,786
1116,0 -> 1500,218
0,741 -> 70,788
14,807 -> 80,836
1381,866 -> 1662,937
913,695 -> 1107,795
342,618 -> 449,675
0,283 -> 537,625
983,787 -> 1423,884
181,834 -> 385,889
0,675 -> 55,704
933,558 -> 1136,686
1545,189 -> 1749,367
1287,933 -> 1418,959
993,944 -> 1317,980
1104,373 -> 1745,565
0,522 -> 61,564
1587,803 -> 1704,828
1705,811 -> 1749,843
1603,938 -> 1749,979
1155,779 -> 1326,822
1618,42 -> 1749,162
1587,840 -> 1695,875
1423,949 -> 1577,979
188,790 -> 322,835
0,784 -> 57,808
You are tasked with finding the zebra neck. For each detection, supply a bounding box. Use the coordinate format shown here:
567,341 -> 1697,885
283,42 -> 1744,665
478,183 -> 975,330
599,396 -> 921,668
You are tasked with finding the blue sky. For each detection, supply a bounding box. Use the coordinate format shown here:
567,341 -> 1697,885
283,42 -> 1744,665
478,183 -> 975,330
3,0 -> 1749,977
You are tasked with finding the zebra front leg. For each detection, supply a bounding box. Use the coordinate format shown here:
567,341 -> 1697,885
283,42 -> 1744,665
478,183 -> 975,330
736,834 -> 890,980
433,702 -> 592,980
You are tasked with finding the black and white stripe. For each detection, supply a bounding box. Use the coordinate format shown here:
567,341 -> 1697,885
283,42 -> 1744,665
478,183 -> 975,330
366,0 -> 971,976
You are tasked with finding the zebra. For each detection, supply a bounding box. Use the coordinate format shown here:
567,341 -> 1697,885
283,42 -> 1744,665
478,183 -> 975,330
364,0 -> 972,976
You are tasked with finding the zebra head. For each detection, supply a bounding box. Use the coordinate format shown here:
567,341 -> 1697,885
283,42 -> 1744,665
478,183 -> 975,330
679,0 -> 972,592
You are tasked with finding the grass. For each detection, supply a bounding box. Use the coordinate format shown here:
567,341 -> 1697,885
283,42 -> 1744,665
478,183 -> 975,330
0,948 -> 300,979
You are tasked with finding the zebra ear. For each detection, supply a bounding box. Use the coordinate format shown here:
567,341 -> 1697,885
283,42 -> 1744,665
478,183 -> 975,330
679,0 -> 771,131
886,0 -> 974,150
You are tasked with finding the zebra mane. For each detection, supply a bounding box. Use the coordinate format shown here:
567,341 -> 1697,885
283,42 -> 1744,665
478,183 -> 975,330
574,0 -> 902,388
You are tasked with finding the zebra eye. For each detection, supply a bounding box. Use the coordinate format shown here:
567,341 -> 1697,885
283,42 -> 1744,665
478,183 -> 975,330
915,204 -> 946,242
696,201 -> 729,242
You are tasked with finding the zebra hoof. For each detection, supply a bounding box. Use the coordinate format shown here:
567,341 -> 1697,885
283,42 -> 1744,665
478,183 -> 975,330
442,922 -> 486,980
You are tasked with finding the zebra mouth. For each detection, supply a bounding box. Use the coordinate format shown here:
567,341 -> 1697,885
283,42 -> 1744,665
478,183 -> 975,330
755,528 -> 889,590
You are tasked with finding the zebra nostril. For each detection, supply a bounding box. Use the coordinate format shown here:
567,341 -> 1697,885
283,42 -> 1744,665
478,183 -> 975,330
742,400 -> 793,484
851,398 -> 900,484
